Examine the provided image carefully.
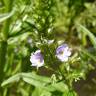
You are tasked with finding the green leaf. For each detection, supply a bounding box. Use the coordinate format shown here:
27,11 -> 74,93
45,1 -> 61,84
0,10 -> 14,22
22,73 -> 69,92
1,72 -> 51,87
76,23 -> 96,49
2,72 -> 69,92
22,72 -> 51,83
46,82 -> 68,92
1,73 -> 21,86
62,90 -> 77,96
8,32 -> 31,44
80,47 -> 96,62
32,88 -> 52,96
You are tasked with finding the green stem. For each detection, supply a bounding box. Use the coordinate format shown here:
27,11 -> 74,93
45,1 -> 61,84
0,0 -> 13,94
0,41 -> 7,93
2,0 -> 13,40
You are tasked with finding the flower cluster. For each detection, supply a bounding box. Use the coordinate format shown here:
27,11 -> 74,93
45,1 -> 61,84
30,44 -> 71,67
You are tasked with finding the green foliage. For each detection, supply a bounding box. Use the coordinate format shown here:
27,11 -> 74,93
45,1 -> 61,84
0,10 -> 14,23
0,0 -> 96,96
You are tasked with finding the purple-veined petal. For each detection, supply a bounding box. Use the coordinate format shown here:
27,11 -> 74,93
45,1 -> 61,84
30,50 -> 44,67
56,44 -> 71,62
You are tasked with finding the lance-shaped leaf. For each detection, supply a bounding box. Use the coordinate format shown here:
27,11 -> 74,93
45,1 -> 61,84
2,72 -> 69,92
0,9 -> 14,22
76,23 -> 96,49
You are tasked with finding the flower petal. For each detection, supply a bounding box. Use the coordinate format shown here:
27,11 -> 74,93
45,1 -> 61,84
56,44 -> 71,62
30,50 -> 44,67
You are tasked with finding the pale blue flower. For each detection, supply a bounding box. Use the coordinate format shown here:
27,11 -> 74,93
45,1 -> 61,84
30,50 -> 44,67
56,44 -> 71,62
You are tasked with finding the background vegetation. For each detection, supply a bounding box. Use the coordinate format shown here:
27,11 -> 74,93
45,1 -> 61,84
0,0 -> 96,96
